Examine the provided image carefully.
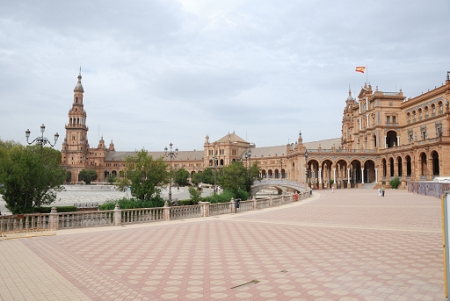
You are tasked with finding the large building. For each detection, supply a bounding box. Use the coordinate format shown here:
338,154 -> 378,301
62,72 -> 450,189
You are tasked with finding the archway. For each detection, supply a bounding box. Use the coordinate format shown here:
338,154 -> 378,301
350,160 -> 362,187
386,130 -> 398,148
432,151 -> 440,176
307,159 -> 320,188
389,157 -> 394,177
396,156 -> 402,178
420,153 -> 427,179
261,169 -> 267,178
335,159 -> 348,189
363,160 -> 376,183
406,155 -> 412,178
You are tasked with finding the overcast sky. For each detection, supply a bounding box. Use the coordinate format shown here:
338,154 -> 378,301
1,0 -> 449,152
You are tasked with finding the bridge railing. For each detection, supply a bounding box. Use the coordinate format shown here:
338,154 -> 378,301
0,192 -> 311,232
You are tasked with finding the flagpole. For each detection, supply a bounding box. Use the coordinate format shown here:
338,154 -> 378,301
366,65 -> 369,85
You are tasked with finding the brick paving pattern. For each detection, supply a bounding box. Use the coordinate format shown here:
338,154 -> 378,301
0,189 -> 445,300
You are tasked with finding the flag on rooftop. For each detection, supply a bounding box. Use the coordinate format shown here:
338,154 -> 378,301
355,66 -> 366,73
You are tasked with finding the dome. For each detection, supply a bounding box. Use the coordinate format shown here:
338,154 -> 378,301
74,74 -> 84,92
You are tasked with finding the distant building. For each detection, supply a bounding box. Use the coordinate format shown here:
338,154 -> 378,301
62,71 -> 450,189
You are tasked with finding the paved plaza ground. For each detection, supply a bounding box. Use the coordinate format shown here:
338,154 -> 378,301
0,189 -> 445,300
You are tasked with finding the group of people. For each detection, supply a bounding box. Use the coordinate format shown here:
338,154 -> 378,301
214,185 -> 221,194
378,186 -> 385,197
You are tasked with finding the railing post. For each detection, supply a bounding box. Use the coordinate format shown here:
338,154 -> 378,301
114,204 -> 121,226
49,207 -> 59,230
164,201 -> 171,221
252,196 -> 257,210
269,196 -> 273,207
200,202 -> 210,217
289,195 -> 293,203
231,198 -> 236,213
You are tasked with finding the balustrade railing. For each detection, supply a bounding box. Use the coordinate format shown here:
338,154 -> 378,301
0,192 -> 311,233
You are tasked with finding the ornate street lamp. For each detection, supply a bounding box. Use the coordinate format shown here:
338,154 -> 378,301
164,143 -> 178,202
25,124 -> 59,153
244,149 -> 252,169
212,153 -> 218,193
279,158 -> 283,179
305,150 -> 309,187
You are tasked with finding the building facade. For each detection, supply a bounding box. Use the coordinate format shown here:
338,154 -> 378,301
62,72 -> 450,189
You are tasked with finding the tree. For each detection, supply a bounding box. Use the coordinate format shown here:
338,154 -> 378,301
218,161 -> 260,195
124,149 -> 169,201
191,168 -> 215,186
188,186 -> 202,204
175,168 -> 190,186
78,169 -> 98,184
106,173 -> 116,185
0,144 -> 66,214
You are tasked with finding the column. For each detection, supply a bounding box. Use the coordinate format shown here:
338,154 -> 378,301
333,168 -> 336,184
318,168 -> 322,184
361,168 -> 365,184
384,136 -> 387,148
375,167 -> 378,183
397,136 -> 400,147
347,167 -> 351,189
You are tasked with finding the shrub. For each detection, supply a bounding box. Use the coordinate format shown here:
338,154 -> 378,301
188,186 -> 202,204
98,197 -> 165,210
34,206 -> 78,213
389,177 -> 401,189
203,190 -> 234,203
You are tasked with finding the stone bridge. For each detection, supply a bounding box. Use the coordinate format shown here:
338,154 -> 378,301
251,179 -> 308,197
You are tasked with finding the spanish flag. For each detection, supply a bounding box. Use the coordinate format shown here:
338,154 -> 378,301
355,66 -> 366,73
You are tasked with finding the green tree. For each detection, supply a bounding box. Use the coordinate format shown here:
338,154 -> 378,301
188,186 -> 202,204
106,173 -> 117,184
0,144 -> 66,214
175,168 -> 190,186
191,168 -> 215,186
218,161 -> 260,195
389,177 -> 401,189
78,169 -> 98,184
124,149 -> 169,201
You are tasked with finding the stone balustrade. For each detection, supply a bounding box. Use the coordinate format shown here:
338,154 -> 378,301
0,192 -> 310,233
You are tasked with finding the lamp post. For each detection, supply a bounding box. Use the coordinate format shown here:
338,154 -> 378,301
164,143 -> 178,202
305,150 -> 309,187
279,158 -> 283,179
25,124 -> 59,153
212,154 -> 218,193
244,149 -> 252,169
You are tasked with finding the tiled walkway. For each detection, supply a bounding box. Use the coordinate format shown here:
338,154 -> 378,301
0,189 -> 445,300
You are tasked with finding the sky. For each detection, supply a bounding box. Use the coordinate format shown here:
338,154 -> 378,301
1,0 -> 449,152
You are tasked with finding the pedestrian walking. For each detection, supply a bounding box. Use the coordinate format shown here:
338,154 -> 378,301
381,186 -> 385,197
377,188 -> 381,196
331,185 -> 334,193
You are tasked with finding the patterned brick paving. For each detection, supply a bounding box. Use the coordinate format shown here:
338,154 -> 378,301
0,189 -> 445,300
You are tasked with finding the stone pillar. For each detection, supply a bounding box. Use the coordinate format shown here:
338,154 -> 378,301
164,201 -> 171,221
318,168 -> 322,185
114,204 -> 121,226
252,196 -> 257,210
200,202 -> 210,217
231,198 -> 236,213
394,160 -> 398,177
333,168 -> 336,184
361,168 -> 365,184
397,136 -> 400,147
49,207 -> 59,230
347,167 -> 351,189
427,158 -> 433,181
375,168 -> 378,184
384,136 -> 387,148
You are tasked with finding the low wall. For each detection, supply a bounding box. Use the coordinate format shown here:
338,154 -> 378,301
0,192 -> 310,233
407,181 -> 450,198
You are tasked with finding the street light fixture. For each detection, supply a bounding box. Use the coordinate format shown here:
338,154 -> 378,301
25,124 -> 59,153
243,149 -> 252,169
279,158 -> 283,179
212,153 -> 218,193
305,150 -> 309,187
164,143 -> 178,202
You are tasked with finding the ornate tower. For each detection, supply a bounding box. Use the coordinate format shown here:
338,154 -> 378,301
61,71 -> 90,182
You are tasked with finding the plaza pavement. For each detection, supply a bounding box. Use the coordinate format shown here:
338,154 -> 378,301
0,189 -> 445,300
